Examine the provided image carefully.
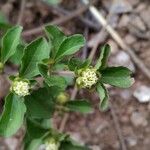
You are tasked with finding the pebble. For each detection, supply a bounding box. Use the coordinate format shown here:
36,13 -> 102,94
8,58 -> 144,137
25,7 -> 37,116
111,51 -> 135,72
89,145 -> 101,150
126,136 -> 137,147
130,112 -> 148,127
110,0 -> 132,14
133,85 -> 150,103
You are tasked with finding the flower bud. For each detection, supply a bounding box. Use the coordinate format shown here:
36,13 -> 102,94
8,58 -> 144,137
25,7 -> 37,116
0,62 -> 4,73
76,67 -> 99,88
45,138 -> 60,150
11,79 -> 30,96
56,92 -> 69,104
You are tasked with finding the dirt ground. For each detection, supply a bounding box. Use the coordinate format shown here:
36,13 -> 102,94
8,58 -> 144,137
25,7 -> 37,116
0,0 -> 150,150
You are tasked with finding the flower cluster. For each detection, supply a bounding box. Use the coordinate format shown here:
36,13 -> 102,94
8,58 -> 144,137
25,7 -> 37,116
11,80 -> 30,96
45,138 -> 60,150
76,67 -> 99,88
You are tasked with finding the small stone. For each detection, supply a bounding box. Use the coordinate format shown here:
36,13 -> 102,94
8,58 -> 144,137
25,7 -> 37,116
118,15 -> 130,28
120,89 -> 132,101
133,85 -> 150,103
129,0 -> 140,7
110,0 -> 132,14
130,112 -> 148,127
130,15 -> 146,31
125,34 -> 136,45
126,136 -> 137,147
89,145 -> 101,150
140,6 -> 150,29
111,51 -> 135,72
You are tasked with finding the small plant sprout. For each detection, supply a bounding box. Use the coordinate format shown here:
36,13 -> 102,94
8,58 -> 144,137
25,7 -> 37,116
0,25 -> 134,149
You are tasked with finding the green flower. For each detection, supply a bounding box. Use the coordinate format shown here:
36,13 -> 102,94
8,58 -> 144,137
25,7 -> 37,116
11,79 -> 30,96
45,138 -> 60,150
76,67 -> 99,88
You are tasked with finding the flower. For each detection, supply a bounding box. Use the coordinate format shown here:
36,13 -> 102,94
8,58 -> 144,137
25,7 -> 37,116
76,67 -> 99,88
11,80 -> 30,96
56,92 -> 69,104
45,138 -> 60,150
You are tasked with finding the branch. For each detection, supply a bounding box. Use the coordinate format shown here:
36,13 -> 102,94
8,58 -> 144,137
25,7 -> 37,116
17,0 -> 26,25
22,5 -> 89,37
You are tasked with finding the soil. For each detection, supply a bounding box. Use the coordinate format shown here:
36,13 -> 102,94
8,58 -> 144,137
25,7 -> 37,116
0,0 -> 150,150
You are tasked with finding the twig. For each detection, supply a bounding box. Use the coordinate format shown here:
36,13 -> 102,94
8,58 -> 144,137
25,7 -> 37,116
82,0 -> 150,80
58,28 -> 103,132
59,87 -> 78,132
17,0 -> 26,25
22,5 -> 90,37
109,102 -> 127,150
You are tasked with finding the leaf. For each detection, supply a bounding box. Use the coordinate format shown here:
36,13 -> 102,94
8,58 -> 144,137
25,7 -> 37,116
9,44 -> 24,65
97,83 -> 109,111
25,88 -> 54,119
0,93 -> 26,137
95,44 -> 110,70
26,118 -> 49,138
55,34 -> 85,60
1,26 -> 22,63
45,25 -> 66,57
101,66 -> 134,88
38,63 -> 67,89
25,139 -> 43,150
66,100 -> 93,114
68,58 -> 90,71
24,119 -> 49,150
19,37 -> 49,79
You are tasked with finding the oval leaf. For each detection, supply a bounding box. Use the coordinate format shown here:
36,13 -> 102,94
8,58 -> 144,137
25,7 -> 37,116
95,44 -> 110,70
101,66 -> 134,88
66,100 -> 93,114
97,83 -> 109,111
0,93 -> 26,137
45,25 -> 66,57
19,37 -> 49,79
55,34 -> 85,60
1,26 -> 22,63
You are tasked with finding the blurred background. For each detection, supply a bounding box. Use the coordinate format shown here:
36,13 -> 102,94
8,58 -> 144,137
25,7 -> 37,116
0,0 -> 150,150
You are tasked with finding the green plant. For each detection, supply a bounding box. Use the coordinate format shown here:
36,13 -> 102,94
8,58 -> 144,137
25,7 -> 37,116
0,25 -> 133,150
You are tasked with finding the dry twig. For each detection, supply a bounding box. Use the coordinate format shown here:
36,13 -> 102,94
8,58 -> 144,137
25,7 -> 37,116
82,0 -> 150,80
17,0 -> 26,25
22,5 -> 90,37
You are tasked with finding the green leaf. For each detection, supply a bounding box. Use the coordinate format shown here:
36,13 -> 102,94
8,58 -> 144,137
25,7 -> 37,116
95,44 -> 110,70
55,34 -> 85,60
19,37 -> 49,79
25,88 -> 54,119
97,83 -> 109,111
9,44 -> 24,65
1,26 -> 22,63
26,118 -> 49,138
45,25 -> 66,57
24,119 -> 49,150
68,58 -> 91,71
0,93 -> 26,137
101,66 -> 134,88
38,63 -> 67,89
25,139 -> 43,150
66,100 -> 93,114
